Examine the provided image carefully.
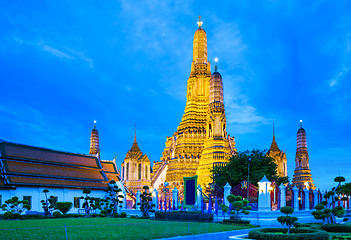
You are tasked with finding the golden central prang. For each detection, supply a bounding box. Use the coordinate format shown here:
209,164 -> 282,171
152,18 -> 236,192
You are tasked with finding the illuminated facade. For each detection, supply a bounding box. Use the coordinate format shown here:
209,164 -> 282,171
292,121 -> 315,189
267,124 -> 287,177
152,18 -> 236,191
121,133 -> 152,194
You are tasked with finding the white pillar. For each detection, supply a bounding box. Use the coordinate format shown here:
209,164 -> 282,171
122,189 -> 127,209
304,188 -> 309,210
224,182 -> 231,206
313,190 -> 318,208
292,186 -> 299,211
258,176 -> 271,211
279,184 -> 286,208
172,187 -> 179,209
153,189 -> 158,210
196,185 -> 202,209
136,190 -> 141,210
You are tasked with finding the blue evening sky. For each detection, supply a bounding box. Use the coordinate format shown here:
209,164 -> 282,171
1,1 -> 350,190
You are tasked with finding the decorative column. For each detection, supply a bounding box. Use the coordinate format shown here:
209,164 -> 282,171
122,189 -> 127,209
313,190 -> 318,208
172,187 -> 179,209
224,182 -> 231,206
279,184 -> 286,209
304,188 -> 309,210
196,185 -> 202,209
136,190 -> 141,210
258,176 -> 271,211
292,186 -> 299,211
153,189 -> 158,210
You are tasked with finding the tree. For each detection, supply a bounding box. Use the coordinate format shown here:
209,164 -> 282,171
277,206 -> 298,235
226,194 -> 251,220
100,180 -> 124,215
41,189 -> 56,216
1,196 -> 31,214
55,202 -> 72,214
220,204 -> 229,219
311,176 -> 345,224
80,188 -> 100,215
137,186 -> 155,218
212,149 -> 287,189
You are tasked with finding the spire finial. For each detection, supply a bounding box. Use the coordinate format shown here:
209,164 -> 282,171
93,120 -> 96,129
300,120 -> 303,128
197,16 -> 203,28
214,57 -> 219,72
134,123 -> 137,143
273,122 -> 275,140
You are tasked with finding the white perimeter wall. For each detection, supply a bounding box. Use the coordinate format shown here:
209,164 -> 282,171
0,186 -> 122,214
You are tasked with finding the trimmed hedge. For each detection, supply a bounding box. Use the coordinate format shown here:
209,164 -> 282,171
332,235 -> 351,240
248,227 -> 329,240
321,224 -> 351,233
155,211 -> 213,222
222,219 -> 250,225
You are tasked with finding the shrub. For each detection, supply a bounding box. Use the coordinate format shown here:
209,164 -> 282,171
101,180 -> 124,216
53,211 -> 62,218
100,210 -> 107,217
222,219 -> 250,225
293,222 -> 301,228
248,227 -> 329,240
321,224 -> 351,233
226,194 -> 251,220
1,196 -> 31,214
155,211 -> 213,222
137,186 -> 155,219
55,202 -> 72,214
332,235 -> 351,240
344,218 -> 349,222
120,212 -> 127,218
3,211 -> 14,220
277,206 -> 298,235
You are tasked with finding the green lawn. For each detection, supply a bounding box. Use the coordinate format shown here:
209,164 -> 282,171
0,217 -> 255,240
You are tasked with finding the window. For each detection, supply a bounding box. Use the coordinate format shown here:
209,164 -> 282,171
23,196 -> 32,209
74,197 -> 80,208
145,166 -> 148,179
138,163 -> 141,180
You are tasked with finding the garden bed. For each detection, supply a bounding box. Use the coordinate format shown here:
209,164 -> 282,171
248,227 -> 329,240
155,211 -> 213,222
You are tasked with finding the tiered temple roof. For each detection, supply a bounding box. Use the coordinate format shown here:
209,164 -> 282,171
0,140 -> 119,190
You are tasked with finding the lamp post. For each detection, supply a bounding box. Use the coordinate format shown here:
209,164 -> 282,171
247,156 -> 251,200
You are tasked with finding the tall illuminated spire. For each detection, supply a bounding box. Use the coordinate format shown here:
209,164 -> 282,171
292,121 -> 315,189
192,17 -> 209,65
89,120 -> 100,157
134,123 -> 137,143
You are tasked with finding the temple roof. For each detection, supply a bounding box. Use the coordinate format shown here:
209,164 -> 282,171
268,123 -> 281,153
0,140 -> 119,189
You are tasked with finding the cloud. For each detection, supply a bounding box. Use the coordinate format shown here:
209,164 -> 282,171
40,44 -> 74,59
11,36 -> 93,68
329,66 -> 350,87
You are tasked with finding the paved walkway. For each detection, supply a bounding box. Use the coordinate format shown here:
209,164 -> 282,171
153,228 -> 255,240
